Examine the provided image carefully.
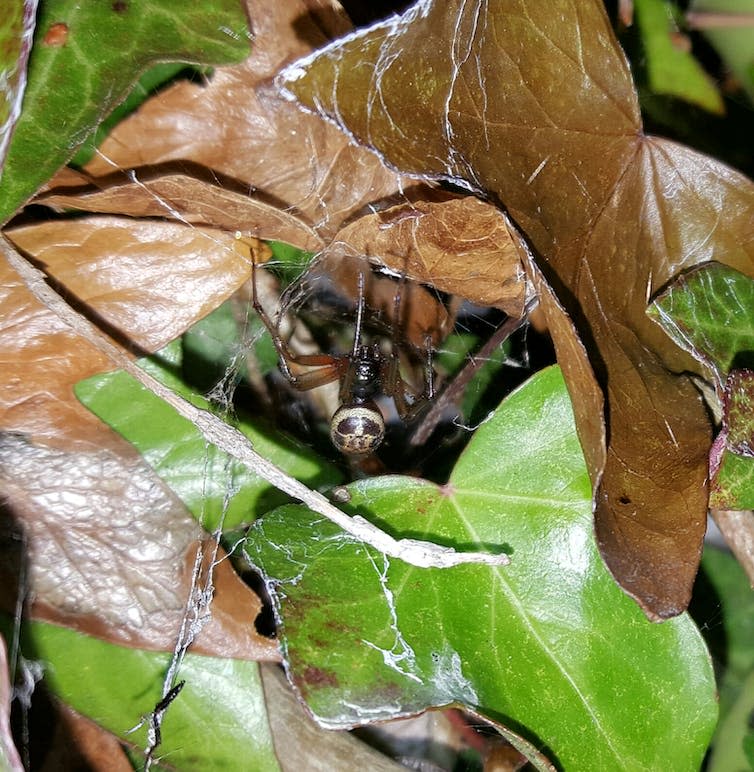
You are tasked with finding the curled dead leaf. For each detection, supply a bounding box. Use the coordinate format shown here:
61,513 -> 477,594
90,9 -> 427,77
38,167 -> 324,253
80,0 -> 412,242
328,195 -> 528,317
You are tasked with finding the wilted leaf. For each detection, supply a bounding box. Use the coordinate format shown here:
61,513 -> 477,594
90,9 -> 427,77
279,0 -> 754,618
39,168 -> 324,253
0,0 -> 36,173
329,195 -> 527,317
1,218 -> 250,446
260,665 -> 404,771
0,0 -> 250,223
0,619 -> 279,770
39,703 -> 132,771
7,216 -> 251,351
0,433 -> 276,660
245,366 -> 716,769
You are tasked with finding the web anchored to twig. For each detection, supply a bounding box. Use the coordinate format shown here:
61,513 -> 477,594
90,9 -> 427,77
2,236 -> 509,570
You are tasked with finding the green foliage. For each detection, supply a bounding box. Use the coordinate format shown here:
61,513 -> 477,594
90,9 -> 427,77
649,263 -> 754,508
244,367 -> 717,770
0,617 -> 278,771
634,0 -> 723,113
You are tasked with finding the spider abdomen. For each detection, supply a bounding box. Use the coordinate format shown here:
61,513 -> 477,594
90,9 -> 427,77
330,402 -> 385,456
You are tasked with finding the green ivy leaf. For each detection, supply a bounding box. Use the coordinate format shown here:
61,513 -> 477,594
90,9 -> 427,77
701,547 -> 754,772
648,262 -> 754,376
75,339 -> 342,531
649,263 -> 754,508
0,618 -> 278,770
0,0 -> 250,224
0,1 -> 36,171
689,0 -> 754,106
244,366 -> 717,770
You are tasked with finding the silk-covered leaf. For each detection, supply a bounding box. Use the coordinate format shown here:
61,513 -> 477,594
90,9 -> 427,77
648,261 -> 754,377
77,0 -> 409,244
328,195 -> 527,316
1,217 -> 250,445
0,0 -> 250,224
76,340 -> 343,531
279,0 -> 754,618
245,366 -> 717,770
38,169 -> 325,253
0,433 -> 276,660
649,263 -> 754,508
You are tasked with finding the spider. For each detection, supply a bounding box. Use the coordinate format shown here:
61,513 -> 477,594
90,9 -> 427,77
251,259 -> 436,457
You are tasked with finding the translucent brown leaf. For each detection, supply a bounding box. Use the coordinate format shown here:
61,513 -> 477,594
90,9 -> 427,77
6,216 -> 250,351
0,219 -> 267,656
39,169 -> 324,252
279,0 -> 754,617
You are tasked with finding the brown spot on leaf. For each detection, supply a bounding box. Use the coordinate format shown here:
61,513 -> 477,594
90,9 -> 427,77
300,666 -> 339,689
43,23 -> 69,47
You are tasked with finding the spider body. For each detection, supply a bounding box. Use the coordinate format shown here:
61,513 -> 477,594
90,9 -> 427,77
329,342 -> 387,455
252,261 -> 434,457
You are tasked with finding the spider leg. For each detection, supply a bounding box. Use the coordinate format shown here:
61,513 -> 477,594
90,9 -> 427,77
251,258 -> 345,391
287,360 -> 344,391
383,334 -> 436,422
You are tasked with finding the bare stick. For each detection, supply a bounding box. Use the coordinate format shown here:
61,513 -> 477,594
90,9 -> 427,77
710,509 -> 754,587
410,311 -> 529,446
686,12 -> 754,29
2,236 -> 509,569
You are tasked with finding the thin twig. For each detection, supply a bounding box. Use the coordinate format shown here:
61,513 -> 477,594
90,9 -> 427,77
2,236 -> 509,569
710,509 -> 754,587
411,309 -> 531,447
686,12 -> 754,29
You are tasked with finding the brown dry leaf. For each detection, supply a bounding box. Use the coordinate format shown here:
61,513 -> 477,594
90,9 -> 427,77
312,252 -> 453,349
1,218 -> 249,446
79,0 -> 410,242
39,702 -> 133,772
279,0 -> 754,617
329,195 -> 527,317
6,216 -> 250,351
261,665 -> 404,771
0,434 -> 276,660
38,169 -> 324,253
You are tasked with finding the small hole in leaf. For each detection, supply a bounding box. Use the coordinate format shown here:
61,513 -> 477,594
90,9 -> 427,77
619,495 -> 631,505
